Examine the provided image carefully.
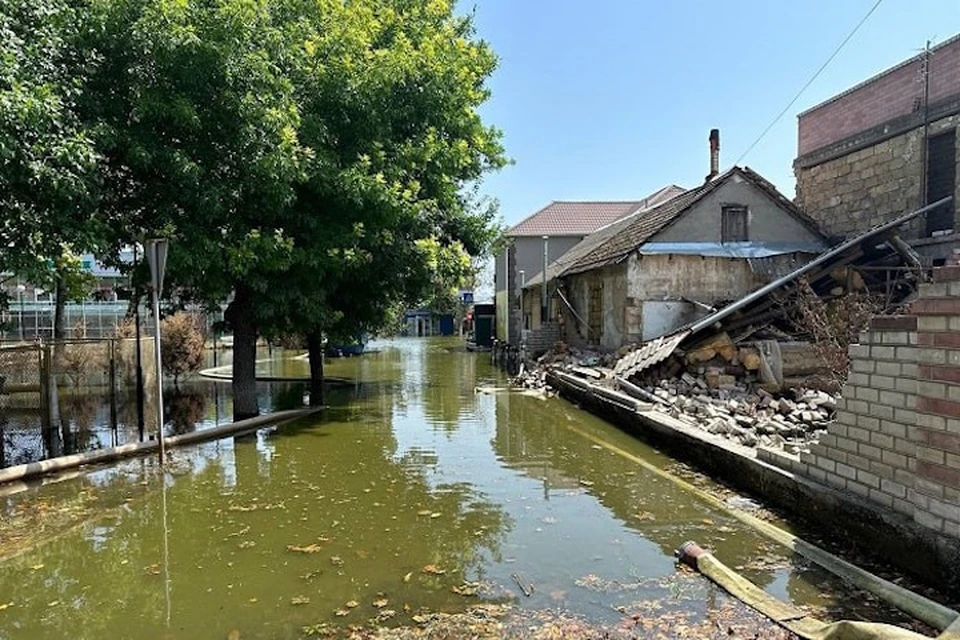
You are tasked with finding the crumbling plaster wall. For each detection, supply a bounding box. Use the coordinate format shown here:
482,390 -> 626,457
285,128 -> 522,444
627,253 -> 767,305
562,264 -> 629,351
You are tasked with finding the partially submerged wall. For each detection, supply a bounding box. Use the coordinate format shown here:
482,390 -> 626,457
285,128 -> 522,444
758,269 -> 960,579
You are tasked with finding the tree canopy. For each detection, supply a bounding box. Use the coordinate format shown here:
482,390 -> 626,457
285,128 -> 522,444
1,0 -> 506,416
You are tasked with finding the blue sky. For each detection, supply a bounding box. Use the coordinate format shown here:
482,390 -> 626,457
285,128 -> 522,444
470,0 -> 959,228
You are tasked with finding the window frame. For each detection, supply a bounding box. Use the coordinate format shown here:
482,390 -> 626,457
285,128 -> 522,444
721,204 -> 749,243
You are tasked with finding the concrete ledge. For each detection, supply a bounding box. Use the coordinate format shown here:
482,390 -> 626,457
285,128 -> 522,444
547,371 -> 960,595
0,408 -> 319,486
198,365 -> 354,386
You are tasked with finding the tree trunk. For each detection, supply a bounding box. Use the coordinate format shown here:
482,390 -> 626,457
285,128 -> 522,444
225,285 -> 259,420
53,269 -> 66,340
307,331 -> 324,407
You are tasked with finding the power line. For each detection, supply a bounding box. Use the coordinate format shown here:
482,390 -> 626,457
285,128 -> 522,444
735,0 -> 884,165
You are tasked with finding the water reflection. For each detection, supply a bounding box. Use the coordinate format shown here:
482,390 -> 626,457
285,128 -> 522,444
0,338 -> 877,639
0,371 -> 306,469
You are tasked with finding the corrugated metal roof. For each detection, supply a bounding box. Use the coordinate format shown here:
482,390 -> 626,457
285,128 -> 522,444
507,185 -> 685,238
638,242 -> 823,258
612,330 -> 690,379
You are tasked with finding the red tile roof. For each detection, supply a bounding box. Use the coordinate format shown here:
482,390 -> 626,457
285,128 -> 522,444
507,185 -> 685,237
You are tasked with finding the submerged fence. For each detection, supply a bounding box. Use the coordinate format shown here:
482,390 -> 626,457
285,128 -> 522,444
0,338 -> 160,468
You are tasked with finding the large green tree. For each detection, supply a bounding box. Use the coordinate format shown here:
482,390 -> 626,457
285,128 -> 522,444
0,0 -> 103,336
83,0 -> 308,417
260,0 -> 507,403
76,0 -> 505,417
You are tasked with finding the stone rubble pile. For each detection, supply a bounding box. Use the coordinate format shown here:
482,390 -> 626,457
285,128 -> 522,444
634,371 -> 837,452
512,338 -> 840,453
514,342 -> 615,391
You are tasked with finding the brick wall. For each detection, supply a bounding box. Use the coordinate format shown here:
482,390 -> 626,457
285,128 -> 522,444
913,268 -> 960,537
525,321 -> 560,357
798,35 -> 960,156
759,269 -> 960,548
797,316 -> 920,514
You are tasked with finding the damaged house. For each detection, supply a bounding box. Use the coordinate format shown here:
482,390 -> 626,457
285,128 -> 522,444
523,159 -> 829,353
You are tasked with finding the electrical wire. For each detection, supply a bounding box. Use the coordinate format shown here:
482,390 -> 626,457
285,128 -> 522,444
735,0 -> 884,165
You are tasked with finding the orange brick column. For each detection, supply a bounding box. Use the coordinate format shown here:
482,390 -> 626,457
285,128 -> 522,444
913,268 -> 960,538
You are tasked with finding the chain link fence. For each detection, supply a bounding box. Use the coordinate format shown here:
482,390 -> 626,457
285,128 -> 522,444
0,337 -> 160,467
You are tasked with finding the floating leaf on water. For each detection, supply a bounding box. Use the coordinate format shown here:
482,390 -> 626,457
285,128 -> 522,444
301,622 -> 335,638
290,595 -> 310,605
421,564 -> 445,575
451,582 -> 479,597
287,543 -> 323,554
374,609 -> 396,623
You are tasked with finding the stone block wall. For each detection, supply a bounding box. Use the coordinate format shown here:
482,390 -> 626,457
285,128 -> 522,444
524,321 -> 560,358
761,270 -> 960,547
796,113 -> 960,245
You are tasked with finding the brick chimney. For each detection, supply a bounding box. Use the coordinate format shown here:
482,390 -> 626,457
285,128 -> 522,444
706,128 -> 720,182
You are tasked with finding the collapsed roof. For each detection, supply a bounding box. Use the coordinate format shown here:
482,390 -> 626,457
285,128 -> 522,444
612,196 -> 952,380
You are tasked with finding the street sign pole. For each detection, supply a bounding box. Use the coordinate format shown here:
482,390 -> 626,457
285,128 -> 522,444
145,239 -> 168,464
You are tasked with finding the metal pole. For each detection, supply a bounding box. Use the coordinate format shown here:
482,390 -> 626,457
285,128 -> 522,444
17,282 -> 24,341
503,249 -> 509,345
134,245 -> 145,438
145,238 -> 168,463
918,39 -> 932,232
541,236 -> 549,322
152,278 -> 164,462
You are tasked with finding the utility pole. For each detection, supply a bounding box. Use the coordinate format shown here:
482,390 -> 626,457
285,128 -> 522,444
145,239 -> 168,463
919,39 -> 932,211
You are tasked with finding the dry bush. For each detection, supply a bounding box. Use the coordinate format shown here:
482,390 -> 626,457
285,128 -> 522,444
60,320 -> 107,388
791,278 -> 883,387
161,313 -> 206,387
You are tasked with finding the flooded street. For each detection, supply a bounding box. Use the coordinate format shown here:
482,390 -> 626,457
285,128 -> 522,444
0,339 -> 916,639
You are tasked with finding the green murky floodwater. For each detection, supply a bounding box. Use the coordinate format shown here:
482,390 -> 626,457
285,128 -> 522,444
0,338 -> 899,639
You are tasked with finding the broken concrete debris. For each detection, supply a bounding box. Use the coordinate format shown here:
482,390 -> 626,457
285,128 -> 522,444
513,339 -> 837,455
624,373 -> 836,452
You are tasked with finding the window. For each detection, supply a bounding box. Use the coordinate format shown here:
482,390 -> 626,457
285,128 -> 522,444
721,205 -> 748,242
926,130 -> 956,236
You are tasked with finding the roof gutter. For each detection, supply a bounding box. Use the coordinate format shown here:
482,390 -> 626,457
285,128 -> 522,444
687,196 -> 952,336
